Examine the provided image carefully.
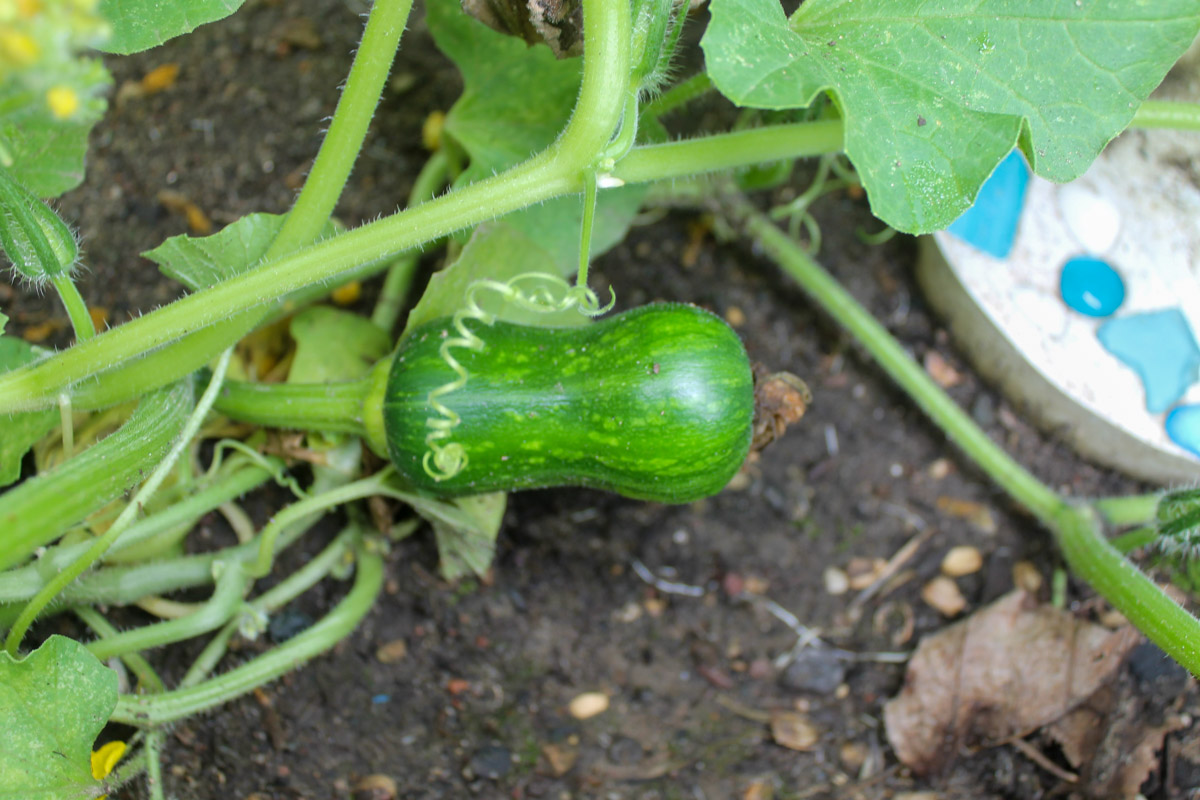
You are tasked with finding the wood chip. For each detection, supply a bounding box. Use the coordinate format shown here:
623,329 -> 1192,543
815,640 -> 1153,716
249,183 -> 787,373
935,496 -> 997,534
140,63 -> 180,93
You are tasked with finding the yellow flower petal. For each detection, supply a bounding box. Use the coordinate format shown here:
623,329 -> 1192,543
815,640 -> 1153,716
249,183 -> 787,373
90,740 -> 126,779
46,85 -> 79,119
0,28 -> 39,67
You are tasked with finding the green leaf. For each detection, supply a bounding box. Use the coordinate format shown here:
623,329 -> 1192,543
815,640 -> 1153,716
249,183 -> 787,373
144,213 -> 286,291
0,311 -> 7,335
429,492 -> 507,581
403,222 -> 594,338
145,213 -> 342,291
426,0 -> 645,272
702,0 -> 1200,233
288,307 -> 390,385
0,635 -> 118,800
97,0 -> 247,54
0,337 -> 57,487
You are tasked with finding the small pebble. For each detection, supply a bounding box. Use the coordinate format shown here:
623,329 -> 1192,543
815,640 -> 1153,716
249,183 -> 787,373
769,711 -> 819,751
823,566 -> 849,595
846,557 -> 887,590
940,546 -> 983,577
840,741 -> 868,772
467,745 -> 512,780
725,305 -> 746,327
921,576 -> 967,617
779,647 -> 846,695
375,639 -> 408,664
927,458 -> 952,480
568,691 -> 609,720
607,735 -> 643,765
1012,560 -> 1043,593
267,608 -> 313,643
970,393 -> 996,427
351,774 -> 397,800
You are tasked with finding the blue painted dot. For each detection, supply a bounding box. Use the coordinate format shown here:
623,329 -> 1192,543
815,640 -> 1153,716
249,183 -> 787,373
1060,256 -> 1125,317
1166,405 -> 1200,459
946,150 -> 1030,259
1098,309 -> 1200,413
372,694 -> 391,705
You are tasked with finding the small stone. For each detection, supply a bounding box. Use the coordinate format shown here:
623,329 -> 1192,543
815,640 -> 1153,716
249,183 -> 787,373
1058,183 -> 1121,254
769,711 -> 819,751
779,647 -> 846,694
921,576 -> 967,617
352,774 -> 397,800
970,393 -> 996,427
840,741 -> 868,772
568,691 -> 609,720
606,735 -> 642,765
823,566 -> 849,595
267,608 -> 313,643
375,639 -> 408,664
467,745 -> 512,780
541,743 -> 578,777
725,306 -> 747,327
1059,256 -> 1125,317
924,350 -> 963,388
927,458 -> 952,480
1012,560 -> 1043,593
940,546 -> 983,577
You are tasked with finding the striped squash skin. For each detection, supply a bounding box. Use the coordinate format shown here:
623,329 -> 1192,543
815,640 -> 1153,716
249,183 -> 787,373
382,303 -> 754,503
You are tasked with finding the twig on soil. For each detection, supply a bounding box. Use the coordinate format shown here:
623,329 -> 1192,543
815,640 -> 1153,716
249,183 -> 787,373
631,559 -> 705,597
1008,737 -> 1080,784
848,525 -> 935,614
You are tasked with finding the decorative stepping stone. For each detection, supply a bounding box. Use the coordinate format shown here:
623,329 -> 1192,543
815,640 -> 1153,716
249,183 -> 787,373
1098,309 -> 1200,414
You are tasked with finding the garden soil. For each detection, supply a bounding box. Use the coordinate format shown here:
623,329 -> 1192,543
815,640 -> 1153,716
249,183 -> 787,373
6,2 -> 1200,798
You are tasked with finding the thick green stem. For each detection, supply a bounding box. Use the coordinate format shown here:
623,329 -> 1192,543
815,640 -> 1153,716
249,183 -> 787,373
0,0 -> 631,413
268,0 -> 414,257
4,354 -> 230,654
110,541 -> 383,726
46,0 -> 415,413
0,381 -> 193,572
213,376 -> 370,436
0,459 -> 273,603
1130,100 -> 1200,131
612,122 -> 843,185
1055,506 -> 1200,673
727,194 -> 1200,675
84,563 -> 250,661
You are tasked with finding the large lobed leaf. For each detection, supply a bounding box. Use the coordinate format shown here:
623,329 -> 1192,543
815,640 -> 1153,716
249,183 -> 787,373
703,0 -> 1200,233
0,636 -> 117,800
97,0 -> 246,55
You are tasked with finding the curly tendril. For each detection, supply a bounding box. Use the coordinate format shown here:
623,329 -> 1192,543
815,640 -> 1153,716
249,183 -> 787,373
422,272 -> 614,482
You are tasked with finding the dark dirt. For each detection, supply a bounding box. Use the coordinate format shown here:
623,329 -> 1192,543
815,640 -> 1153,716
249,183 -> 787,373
6,1 -> 1199,799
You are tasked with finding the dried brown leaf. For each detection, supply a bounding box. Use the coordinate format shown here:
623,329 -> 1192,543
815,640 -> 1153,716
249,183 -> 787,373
884,589 -> 1141,774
